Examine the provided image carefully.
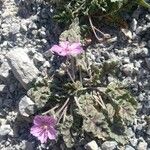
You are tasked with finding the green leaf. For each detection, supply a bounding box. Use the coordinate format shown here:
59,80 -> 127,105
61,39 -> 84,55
59,115 -> 75,148
137,0 -> 150,8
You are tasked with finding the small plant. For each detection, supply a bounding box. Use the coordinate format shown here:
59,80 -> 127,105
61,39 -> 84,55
29,41 -> 137,148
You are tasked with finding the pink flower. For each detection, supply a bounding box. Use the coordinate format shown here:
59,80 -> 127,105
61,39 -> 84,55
50,41 -> 83,56
30,115 -> 57,143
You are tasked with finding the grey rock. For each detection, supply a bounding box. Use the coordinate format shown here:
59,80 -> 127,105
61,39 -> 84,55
145,58 -> 150,70
131,47 -> 149,58
148,40 -> 150,48
129,138 -> 138,147
101,141 -> 117,150
3,99 -> 13,108
121,28 -> 133,39
126,127 -> 135,138
139,48 -> 149,57
122,63 -> 135,76
85,140 -> 99,150
6,48 -> 39,90
137,141 -> 147,150
0,124 -> 13,137
0,84 -> 6,92
10,23 -> 20,34
0,119 -> 7,126
146,124 -> 150,135
131,19 -> 138,31
132,8 -> 141,19
122,57 -> 130,64
0,98 -> 3,108
125,145 -> 135,150
0,60 -> 11,81
33,53 -> 46,66
135,26 -> 143,34
43,61 -> 50,68
145,14 -> 150,22
19,95 -> 36,117
25,141 -> 35,150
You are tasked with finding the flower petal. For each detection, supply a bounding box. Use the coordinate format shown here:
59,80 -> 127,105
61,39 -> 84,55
50,45 -> 67,56
69,43 -> 83,56
30,125 -> 43,137
59,41 -> 69,49
44,116 -> 57,126
47,127 -> 57,140
38,131 -> 48,143
50,45 -> 63,53
33,116 -> 45,126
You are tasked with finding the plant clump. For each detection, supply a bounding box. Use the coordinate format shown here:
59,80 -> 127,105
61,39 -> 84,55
29,42 -> 137,148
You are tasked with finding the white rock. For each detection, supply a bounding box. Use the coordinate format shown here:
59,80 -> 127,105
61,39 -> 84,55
33,53 -> 46,66
6,48 -> 39,89
19,95 -> 36,117
0,84 -> 6,92
101,141 -> 118,150
43,61 -> 50,68
0,118 -> 7,126
0,59 -> 11,81
137,141 -> 147,150
0,124 -> 13,137
85,140 -> 99,150
122,63 -> 135,76
131,19 -> 138,31
121,28 -> 133,39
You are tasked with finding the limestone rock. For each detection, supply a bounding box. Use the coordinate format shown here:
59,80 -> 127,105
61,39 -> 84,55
19,95 -> 36,117
6,48 -> 39,90
85,140 -> 99,150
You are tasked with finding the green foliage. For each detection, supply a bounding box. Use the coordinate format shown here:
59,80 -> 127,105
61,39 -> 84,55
50,0 -> 150,26
47,0 -> 150,41
27,78 -> 51,109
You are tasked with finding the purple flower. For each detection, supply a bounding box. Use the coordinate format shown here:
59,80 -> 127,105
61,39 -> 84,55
50,41 -> 83,56
30,115 -> 57,143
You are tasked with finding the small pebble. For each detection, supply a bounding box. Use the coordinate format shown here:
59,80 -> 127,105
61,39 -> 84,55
101,141 -> 117,150
85,140 -> 99,150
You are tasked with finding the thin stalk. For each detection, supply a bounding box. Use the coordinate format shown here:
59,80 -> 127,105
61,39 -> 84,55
56,98 -> 70,116
88,15 -> 111,41
71,57 -> 75,80
79,66 -> 83,86
57,105 -> 68,124
66,69 -> 76,85
42,105 -> 59,115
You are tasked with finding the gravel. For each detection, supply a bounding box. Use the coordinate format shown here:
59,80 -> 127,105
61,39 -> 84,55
0,0 -> 150,149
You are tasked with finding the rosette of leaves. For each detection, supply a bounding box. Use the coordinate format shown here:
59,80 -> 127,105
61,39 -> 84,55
72,84 -> 137,145
27,78 -> 51,109
54,62 -> 137,147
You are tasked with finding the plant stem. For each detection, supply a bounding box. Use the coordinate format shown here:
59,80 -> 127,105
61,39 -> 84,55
42,105 -> 59,115
56,98 -> 70,116
88,15 -> 111,41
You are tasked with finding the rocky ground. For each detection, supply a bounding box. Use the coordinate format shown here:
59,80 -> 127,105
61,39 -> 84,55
0,0 -> 150,150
